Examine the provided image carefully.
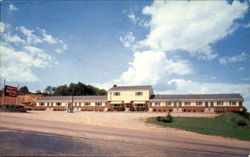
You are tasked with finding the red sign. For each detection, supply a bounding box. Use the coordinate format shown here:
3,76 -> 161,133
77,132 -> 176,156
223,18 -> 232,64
4,85 -> 17,97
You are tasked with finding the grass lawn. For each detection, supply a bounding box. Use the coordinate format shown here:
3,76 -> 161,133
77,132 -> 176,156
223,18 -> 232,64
147,112 -> 250,140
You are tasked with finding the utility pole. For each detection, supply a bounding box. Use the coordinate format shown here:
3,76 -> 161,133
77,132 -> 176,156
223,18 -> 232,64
68,88 -> 74,113
1,79 -> 6,105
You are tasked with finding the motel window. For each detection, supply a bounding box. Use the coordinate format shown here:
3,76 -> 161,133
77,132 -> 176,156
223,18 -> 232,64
95,102 -> 102,106
40,103 -> 44,106
184,102 -> 191,106
155,102 -> 161,106
113,92 -> 120,96
217,101 -> 224,106
196,102 -> 203,106
136,104 -> 145,107
74,102 -> 78,106
230,101 -> 237,106
84,102 -> 90,106
179,102 -> 182,107
56,102 -> 61,106
79,102 -> 81,106
166,102 -> 172,106
135,92 -> 143,96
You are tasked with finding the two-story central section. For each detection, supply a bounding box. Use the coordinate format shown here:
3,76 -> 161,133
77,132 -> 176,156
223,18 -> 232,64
107,85 -> 154,111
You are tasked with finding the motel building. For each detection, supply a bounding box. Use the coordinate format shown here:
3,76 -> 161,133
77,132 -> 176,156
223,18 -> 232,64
36,85 -> 244,112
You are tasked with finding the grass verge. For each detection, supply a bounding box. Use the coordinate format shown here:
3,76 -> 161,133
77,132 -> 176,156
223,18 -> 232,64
147,112 -> 250,140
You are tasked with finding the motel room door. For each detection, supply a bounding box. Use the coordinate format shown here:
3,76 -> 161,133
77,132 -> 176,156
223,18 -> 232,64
210,102 -> 214,108
205,102 -> 209,108
174,102 -> 177,108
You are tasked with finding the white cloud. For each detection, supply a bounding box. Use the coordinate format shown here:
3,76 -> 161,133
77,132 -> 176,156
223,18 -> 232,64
1,44 -> 54,82
4,34 -> 25,44
55,42 -> 68,53
219,52 -> 248,64
241,78 -> 250,81
15,26 -> 68,53
134,1 -> 248,60
243,22 -> 250,28
0,23 -> 67,82
128,13 -> 138,24
202,75 -> 216,81
9,4 -> 18,11
17,26 -> 43,44
114,50 -> 193,85
238,67 -> 245,70
114,1 -> 248,89
127,12 -> 149,28
0,22 -> 5,32
38,28 -> 57,44
120,32 -> 135,48
1,45 -> 39,82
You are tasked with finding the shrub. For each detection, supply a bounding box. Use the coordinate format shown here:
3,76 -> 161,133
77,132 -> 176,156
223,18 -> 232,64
237,120 -> 247,126
156,111 -> 173,123
227,112 -> 248,126
237,107 -> 250,120
156,116 -> 162,121
187,110 -> 191,112
193,110 -> 196,112
169,109 -> 172,112
183,109 -> 186,112
215,110 -> 224,113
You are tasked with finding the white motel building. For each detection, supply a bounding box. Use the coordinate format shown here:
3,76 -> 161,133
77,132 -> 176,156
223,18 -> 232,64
36,85 -> 244,112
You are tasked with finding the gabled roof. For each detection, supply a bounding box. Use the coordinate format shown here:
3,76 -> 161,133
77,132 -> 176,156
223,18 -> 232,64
108,85 -> 153,91
150,94 -> 243,100
38,95 -> 107,101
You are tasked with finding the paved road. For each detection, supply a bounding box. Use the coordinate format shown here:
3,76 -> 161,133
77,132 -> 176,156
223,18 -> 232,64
1,115 -> 250,156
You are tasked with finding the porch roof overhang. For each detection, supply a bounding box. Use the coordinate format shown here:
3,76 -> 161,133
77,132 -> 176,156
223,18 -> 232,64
110,101 -> 123,104
133,101 -> 147,104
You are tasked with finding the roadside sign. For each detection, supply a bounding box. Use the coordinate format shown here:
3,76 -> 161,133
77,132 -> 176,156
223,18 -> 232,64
4,85 -> 17,97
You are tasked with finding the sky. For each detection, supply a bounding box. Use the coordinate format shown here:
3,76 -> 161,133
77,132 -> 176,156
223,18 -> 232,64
1,0 -> 250,109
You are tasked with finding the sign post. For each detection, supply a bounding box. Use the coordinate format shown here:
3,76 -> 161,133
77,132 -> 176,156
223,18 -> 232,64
16,85 -> 19,105
1,79 -> 6,105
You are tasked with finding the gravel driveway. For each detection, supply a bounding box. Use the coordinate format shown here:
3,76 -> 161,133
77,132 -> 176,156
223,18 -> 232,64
0,111 -> 216,130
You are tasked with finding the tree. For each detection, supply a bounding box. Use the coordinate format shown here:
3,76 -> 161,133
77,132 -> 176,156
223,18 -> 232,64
44,86 -> 53,95
35,90 -> 42,94
19,86 -> 30,95
44,82 -> 107,96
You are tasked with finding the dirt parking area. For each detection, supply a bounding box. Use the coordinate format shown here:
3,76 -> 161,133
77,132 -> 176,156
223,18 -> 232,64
0,111 -> 216,130
1,111 -> 249,156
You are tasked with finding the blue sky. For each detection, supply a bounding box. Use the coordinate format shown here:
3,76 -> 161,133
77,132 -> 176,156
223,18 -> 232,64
1,0 -> 250,109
